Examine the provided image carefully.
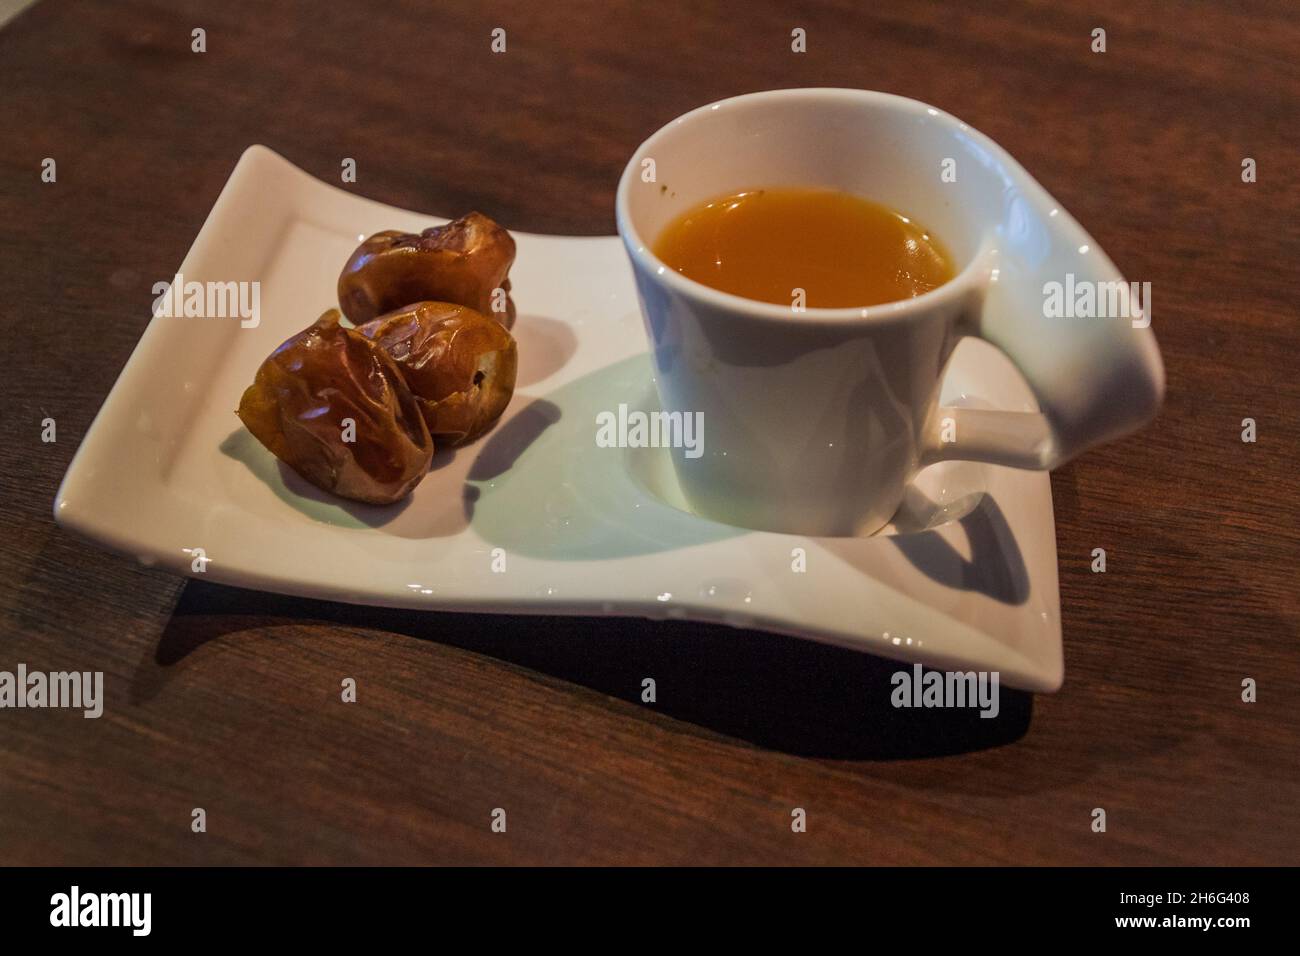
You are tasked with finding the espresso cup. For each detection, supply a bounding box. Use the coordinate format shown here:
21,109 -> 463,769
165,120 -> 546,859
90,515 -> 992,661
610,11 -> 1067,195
615,88 -> 1164,537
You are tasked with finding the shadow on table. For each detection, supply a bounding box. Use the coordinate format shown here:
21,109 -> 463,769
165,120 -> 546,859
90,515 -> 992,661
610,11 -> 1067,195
145,579 -> 1031,760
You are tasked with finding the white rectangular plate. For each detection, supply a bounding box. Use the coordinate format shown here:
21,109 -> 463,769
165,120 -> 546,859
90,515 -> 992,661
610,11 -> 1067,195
56,146 -> 1063,691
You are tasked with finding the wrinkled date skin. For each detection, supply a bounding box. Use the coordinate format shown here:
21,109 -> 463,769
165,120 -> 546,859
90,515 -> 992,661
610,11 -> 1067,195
338,213 -> 517,328
237,310 -> 433,504
358,301 -> 518,446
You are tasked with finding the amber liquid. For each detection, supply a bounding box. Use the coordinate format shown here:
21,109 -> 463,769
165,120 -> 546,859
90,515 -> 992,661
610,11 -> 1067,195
652,187 -> 955,309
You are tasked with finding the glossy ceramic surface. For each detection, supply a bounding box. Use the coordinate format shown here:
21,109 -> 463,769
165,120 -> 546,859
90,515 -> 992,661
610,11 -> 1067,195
617,89 -> 1164,536
55,145 -> 1065,691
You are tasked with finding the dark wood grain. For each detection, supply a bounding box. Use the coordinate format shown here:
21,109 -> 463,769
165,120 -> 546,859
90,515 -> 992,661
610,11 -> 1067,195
1,0 -> 1297,865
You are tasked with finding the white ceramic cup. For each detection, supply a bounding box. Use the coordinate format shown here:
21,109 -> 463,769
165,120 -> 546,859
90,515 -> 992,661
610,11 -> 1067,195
615,88 -> 1164,536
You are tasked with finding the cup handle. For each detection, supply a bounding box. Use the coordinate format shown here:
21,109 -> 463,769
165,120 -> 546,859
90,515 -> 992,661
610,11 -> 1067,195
919,406 -> 1055,468
920,237 -> 1165,471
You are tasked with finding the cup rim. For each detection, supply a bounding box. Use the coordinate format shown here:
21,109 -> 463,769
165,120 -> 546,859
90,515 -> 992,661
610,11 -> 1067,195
614,87 -> 991,326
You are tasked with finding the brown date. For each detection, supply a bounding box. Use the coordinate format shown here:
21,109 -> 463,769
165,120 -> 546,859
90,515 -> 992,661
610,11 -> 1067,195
358,301 -> 518,446
338,213 -> 517,328
237,310 -> 433,504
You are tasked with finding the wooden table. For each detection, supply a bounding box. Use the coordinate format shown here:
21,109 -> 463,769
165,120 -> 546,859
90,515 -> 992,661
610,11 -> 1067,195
2,0 -> 1297,865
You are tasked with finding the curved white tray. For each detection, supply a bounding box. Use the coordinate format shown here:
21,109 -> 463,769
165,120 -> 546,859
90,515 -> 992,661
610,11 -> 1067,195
55,146 -> 1062,691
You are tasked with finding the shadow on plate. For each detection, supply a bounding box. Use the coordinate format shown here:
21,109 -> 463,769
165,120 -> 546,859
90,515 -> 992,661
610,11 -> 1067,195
217,393 -> 562,540
141,579 -> 1032,760
467,354 -> 741,559
819,490 -> 1031,606
512,313 -> 578,387
218,427 -> 469,537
